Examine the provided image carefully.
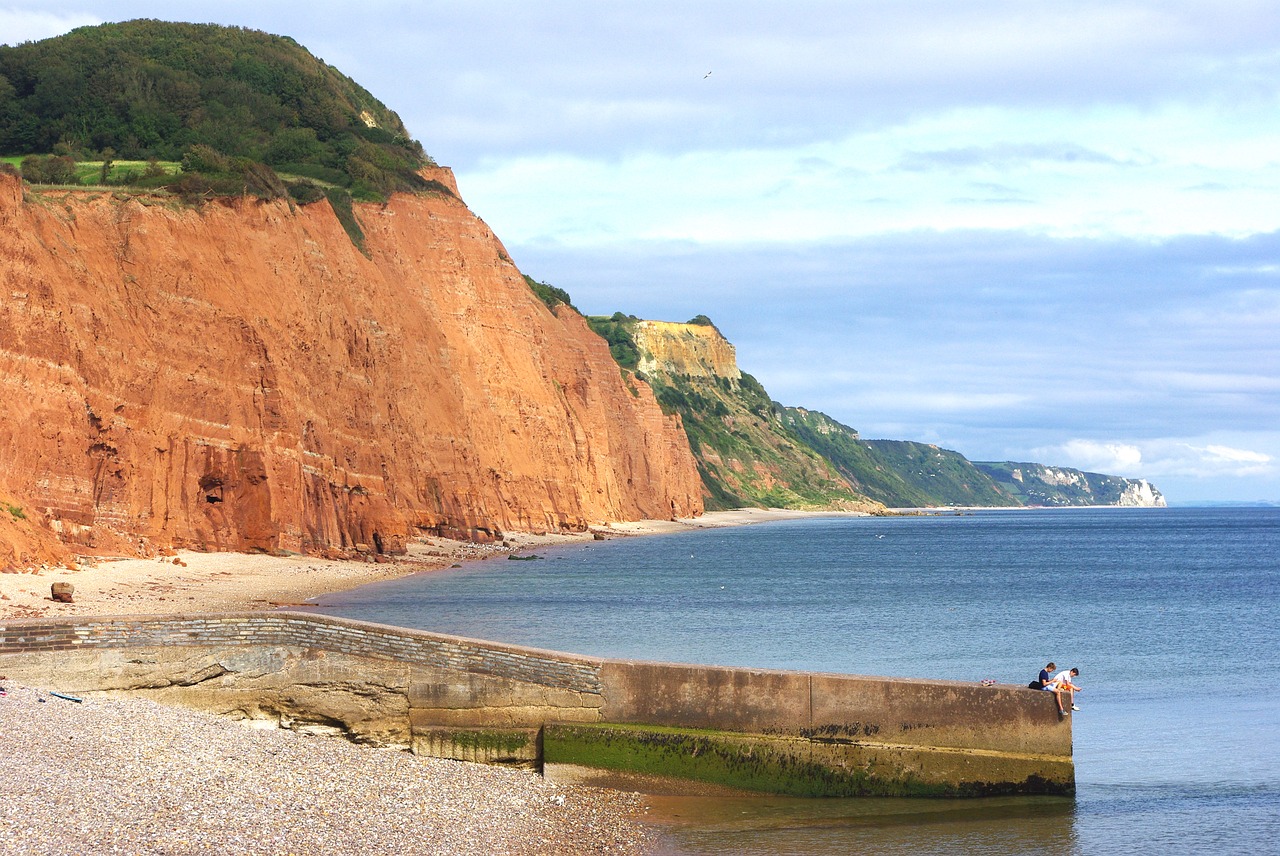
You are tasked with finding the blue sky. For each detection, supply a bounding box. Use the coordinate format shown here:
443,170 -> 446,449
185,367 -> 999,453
5,1 -> 1279,502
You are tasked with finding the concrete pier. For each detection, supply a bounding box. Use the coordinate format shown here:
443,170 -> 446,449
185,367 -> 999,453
0,612 -> 1072,796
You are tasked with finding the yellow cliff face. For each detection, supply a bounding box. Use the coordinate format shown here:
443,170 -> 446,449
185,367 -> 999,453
0,171 -> 702,567
624,317 -> 881,513
632,321 -> 741,380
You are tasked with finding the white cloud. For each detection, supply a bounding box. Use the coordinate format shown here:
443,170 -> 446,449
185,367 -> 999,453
859,391 -> 1031,415
1151,443 -> 1275,478
1132,370 -> 1280,394
1041,437 -> 1275,481
0,10 -> 99,45
461,101 -> 1280,247
1042,439 -> 1145,474
1202,445 -> 1273,467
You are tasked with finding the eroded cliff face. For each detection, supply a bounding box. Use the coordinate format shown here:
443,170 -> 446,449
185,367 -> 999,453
0,171 -> 702,567
633,321 -> 741,380
987,463 -> 1166,508
1113,479 -> 1166,508
628,319 -> 881,512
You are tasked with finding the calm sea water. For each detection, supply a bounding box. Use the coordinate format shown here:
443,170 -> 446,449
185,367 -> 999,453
309,508 -> 1280,854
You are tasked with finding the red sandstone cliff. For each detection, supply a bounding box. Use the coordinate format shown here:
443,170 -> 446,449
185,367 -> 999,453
0,170 -> 702,568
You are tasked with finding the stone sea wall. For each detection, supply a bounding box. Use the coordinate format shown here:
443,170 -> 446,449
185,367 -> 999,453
0,612 -> 1073,797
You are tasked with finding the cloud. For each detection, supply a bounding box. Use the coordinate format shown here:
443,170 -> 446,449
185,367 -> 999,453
201,0 -> 1280,170
0,9 -> 99,45
1037,440 -> 1145,473
1039,438 -> 1275,480
897,143 -> 1132,173
1201,445 -> 1273,468
1133,371 -> 1280,395
458,99 -> 1280,244
855,391 -> 1030,415
1147,442 -> 1275,479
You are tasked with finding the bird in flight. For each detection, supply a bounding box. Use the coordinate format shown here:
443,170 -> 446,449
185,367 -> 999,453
704,70 -> 712,79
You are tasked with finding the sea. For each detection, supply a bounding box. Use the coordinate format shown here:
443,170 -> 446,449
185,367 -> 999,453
307,507 -> 1280,855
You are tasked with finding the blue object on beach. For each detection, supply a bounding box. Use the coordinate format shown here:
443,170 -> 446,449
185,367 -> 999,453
49,691 -> 83,703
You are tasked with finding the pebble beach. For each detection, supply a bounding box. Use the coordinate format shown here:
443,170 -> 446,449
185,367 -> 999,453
0,683 -> 656,855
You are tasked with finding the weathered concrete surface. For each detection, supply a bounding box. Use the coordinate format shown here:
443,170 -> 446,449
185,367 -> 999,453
0,613 -> 1072,796
599,661 -> 1071,756
1,644 -> 413,746
414,726 -> 543,770
809,672 -> 1071,757
407,665 -> 603,728
600,661 -> 811,732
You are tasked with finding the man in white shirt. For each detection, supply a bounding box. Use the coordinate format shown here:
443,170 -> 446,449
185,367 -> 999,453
1048,667 -> 1082,714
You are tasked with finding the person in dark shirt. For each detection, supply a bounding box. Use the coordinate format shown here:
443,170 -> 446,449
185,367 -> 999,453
1031,662 -> 1056,689
1030,661 -> 1071,714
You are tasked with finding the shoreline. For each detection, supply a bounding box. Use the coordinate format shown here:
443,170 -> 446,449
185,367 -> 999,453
0,508 -> 864,619
0,504 -> 1164,619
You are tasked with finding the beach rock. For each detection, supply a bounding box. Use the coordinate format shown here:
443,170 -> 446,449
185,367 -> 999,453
50,582 -> 74,603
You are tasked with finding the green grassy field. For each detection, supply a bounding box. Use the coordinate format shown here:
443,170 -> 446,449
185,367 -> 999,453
2,155 -> 334,192
2,155 -> 181,186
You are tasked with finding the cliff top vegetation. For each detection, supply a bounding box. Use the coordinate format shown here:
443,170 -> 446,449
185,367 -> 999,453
0,19 -> 434,202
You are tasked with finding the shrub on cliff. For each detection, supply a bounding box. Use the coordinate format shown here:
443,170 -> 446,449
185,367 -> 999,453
19,154 -> 77,185
180,144 -> 234,175
286,180 -> 326,205
524,275 -> 577,313
586,313 -> 641,370
164,147 -> 290,201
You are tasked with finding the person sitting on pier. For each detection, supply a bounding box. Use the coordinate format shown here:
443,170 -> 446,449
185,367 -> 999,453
1049,667 -> 1082,713
1030,662 -> 1057,691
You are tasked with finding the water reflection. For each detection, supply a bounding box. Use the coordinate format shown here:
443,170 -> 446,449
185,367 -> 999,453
547,764 -> 1076,856
642,791 -> 1076,856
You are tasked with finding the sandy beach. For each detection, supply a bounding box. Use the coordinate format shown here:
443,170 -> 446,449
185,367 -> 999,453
0,508 -> 864,855
0,508 -> 851,619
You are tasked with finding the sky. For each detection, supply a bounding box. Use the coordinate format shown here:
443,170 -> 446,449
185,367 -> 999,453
5,1 -> 1279,503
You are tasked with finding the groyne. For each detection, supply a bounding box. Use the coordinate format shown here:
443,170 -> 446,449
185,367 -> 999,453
0,612 -> 1073,797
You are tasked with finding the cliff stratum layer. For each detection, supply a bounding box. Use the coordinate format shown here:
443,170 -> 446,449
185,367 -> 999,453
0,172 -> 703,568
